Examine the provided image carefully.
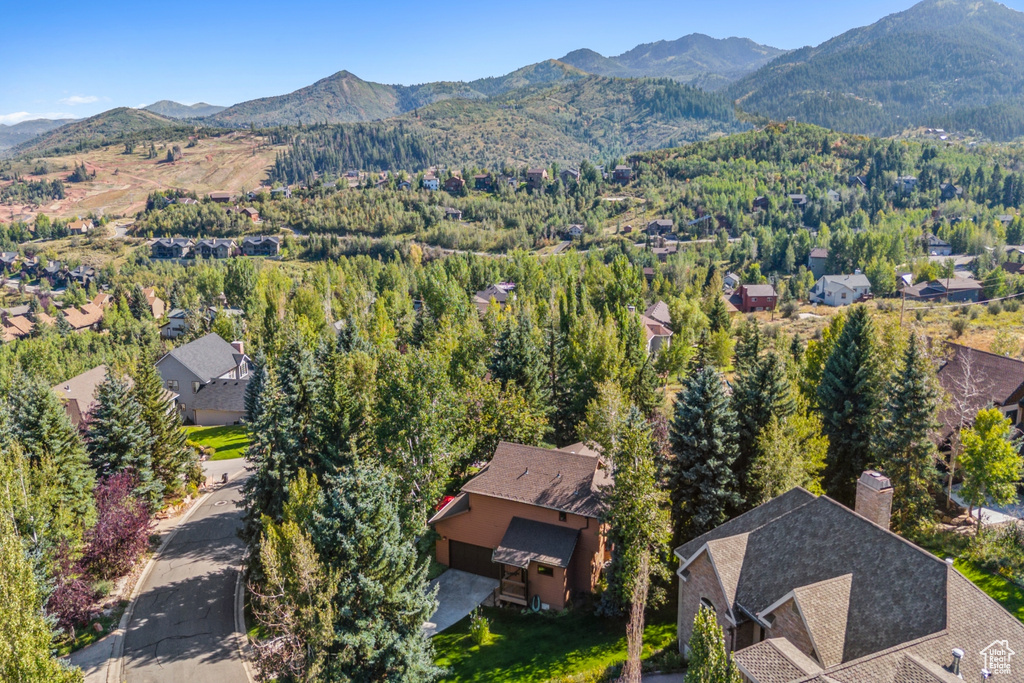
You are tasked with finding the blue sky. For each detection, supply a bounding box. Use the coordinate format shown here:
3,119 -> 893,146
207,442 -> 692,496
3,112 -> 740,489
3,0 -> 1023,124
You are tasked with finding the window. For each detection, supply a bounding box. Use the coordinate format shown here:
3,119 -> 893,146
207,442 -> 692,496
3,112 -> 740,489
166,380 -> 178,392
841,292 -> 847,300
558,511 -> 567,522
536,565 -> 554,577
700,597 -> 716,612
192,381 -> 201,394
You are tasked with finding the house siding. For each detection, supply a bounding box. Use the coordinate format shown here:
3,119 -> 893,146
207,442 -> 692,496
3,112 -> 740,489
433,492 -> 605,608
678,551 -> 732,652
192,408 -> 245,426
766,597 -> 817,664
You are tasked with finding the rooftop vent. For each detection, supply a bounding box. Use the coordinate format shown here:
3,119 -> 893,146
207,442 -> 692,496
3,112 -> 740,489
951,648 -> 964,678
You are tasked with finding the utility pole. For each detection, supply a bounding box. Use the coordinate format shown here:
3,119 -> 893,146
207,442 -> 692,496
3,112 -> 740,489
899,287 -> 906,328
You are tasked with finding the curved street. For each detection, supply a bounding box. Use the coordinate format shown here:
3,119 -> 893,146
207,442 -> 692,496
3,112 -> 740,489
121,471 -> 250,683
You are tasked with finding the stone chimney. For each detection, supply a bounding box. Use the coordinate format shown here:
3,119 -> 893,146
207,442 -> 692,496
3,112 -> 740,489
855,470 -> 893,530
230,340 -> 245,355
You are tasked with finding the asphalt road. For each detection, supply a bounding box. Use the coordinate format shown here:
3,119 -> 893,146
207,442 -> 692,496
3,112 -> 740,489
122,474 -> 250,683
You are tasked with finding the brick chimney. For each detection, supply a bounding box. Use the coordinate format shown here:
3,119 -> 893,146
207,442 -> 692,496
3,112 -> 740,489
855,470 -> 893,530
230,340 -> 244,355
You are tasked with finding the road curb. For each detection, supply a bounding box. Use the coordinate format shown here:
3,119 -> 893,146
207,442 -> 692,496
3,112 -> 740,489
234,564 -> 257,683
107,466 -> 249,683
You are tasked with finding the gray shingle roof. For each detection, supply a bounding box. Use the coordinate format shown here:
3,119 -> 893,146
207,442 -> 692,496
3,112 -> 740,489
160,333 -> 242,383
735,638 -> 823,683
191,378 -> 248,413
460,441 -> 610,518
492,517 -> 579,569
820,274 -> 871,289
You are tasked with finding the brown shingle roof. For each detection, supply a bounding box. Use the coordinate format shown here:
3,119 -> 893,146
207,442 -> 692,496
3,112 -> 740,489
644,300 -> 671,327
460,441 -> 610,518
936,342 -> 1024,439
492,517 -> 579,569
735,638 -> 823,683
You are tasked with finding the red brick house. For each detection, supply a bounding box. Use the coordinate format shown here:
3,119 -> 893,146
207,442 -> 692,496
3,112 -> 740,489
444,176 -> 466,193
429,441 -> 611,610
675,472 -> 1024,682
738,284 -> 777,313
240,207 -> 260,223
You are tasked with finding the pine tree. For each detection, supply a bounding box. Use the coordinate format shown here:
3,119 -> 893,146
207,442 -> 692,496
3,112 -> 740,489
128,284 -> 153,321
668,367 -> 741,544
733,319 -> 764,373
131,360 -> 194,498
489,309 -> 549,409
705,294 -> 730,334
311,460 -> 441,682
684,606 -> 741,683
11,377 -> 96,546
0,514 -> 83,683
88,368 -> 161,507
817,306 -> 880,506
875,335 -> 940,532
732,350 -> 796,505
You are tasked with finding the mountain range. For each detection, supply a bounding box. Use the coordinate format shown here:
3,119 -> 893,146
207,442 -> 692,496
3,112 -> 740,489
10,0 -> 1024,161
0,118 -> 76,153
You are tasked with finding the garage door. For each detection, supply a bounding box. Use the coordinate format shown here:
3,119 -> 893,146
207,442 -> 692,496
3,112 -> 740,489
449,541 -> 499,579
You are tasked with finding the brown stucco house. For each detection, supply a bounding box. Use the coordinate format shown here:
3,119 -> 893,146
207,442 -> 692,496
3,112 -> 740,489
429,441 -> 611,610
675,471 -> 1024,682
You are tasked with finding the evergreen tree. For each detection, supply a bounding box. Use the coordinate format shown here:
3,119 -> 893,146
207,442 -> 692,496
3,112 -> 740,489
684,606 -> 741,683
128,284 -> 153,321
131,360 -> 194,497
875,335 -> 940,532
817,306 -> 880,506
245,351 -> 269,424
88,368 -> 161,507
732,350 -> 796,505
668,367 -> 741,544
733,320 -> 764,373
11,377 -> 96,547
311,460 -> 440,682
489,309 -> 548,409
0,514 -> 83,683
704,294 -> 730,334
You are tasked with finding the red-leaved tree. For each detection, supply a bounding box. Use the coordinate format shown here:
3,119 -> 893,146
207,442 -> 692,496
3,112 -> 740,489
46,544 -> 96,631
82,473 -> 153,580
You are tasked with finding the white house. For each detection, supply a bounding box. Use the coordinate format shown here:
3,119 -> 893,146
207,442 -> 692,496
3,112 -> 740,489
926,234 -> 952,256
810,273 -> 872,307
422,174 -> 439,191
723,272 -> 741,291
160,308 -> 190,339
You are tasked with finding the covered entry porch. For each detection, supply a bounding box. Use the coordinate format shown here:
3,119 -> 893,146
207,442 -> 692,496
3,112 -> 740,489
492,517 -> 580,610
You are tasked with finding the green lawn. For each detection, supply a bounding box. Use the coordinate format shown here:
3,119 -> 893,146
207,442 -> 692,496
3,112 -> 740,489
433,606 -> 677,683
184,425 -> 249,460
954,559 -> 1024,621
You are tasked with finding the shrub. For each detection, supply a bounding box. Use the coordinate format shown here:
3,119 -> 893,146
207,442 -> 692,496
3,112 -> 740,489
1004,299 -> 1021,313
468,608 -> 490,646
915,309 -> 926,322
988,301 -> 1004,316
969,306 -> 981,320
951,316 -> 969,337
81,473 -> 153,580
45,546 -> 96,631
779,300 -> 798,319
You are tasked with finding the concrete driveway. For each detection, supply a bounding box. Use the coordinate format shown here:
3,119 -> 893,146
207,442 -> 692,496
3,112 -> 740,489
423,569 -> 499,637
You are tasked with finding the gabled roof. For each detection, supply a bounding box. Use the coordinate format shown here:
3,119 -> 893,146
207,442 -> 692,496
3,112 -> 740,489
644,300 -> 671,327
818,274 -> 871,290
742,284 -> 777,297
158,332 -> 243,383
809,247 -> 829,259
492,517 -> 579,569
936,343 -> 1024,440
459,441 -> 611,518
242,235 -> 280,245
51,364 -> 111,418
735,638 -> 823,683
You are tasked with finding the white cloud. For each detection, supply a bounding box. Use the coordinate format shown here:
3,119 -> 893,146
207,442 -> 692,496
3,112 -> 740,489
60,95 -> 100,105
0,111 -> 75,125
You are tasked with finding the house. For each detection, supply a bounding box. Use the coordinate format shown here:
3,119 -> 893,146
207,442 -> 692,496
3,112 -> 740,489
443,176 -> 466,193
242,235 -> 281,256
738,284 -> 777,313
848,175 -> 867,188
176,197 -> 199,206
52,365 -> 173,428
807,247 -> 829,280
612,165 -> 632,184
195,239 -> 236,259
20,256 -> 39,278
641,301 -> 673,354
894,175 -> 918,192
559,168 -> 580,184
787,193 -> 807,208
723,272 -> 741,291
68,219 -> 93,235
240,207 -> 260,223
59,294 -> 110,331
936,342 -> 1024,439
209,192 -> 233,203
151,238 -> 194,259
429,441 -> 611,610
142,287 -> 165,319
443,207 -> 463,221
0,309 -> 35,342
42,260 -> 66,287
675,472 -> 1024,682
1003,261 -> 1024,276
903,277 -> 983,303
0,252 -> 18,271
926,234 -> 952,256
398,180 -> 412,191
526,168 -> 548,191
270,186 -> 291,199
473,174 -> 493,191
160,308 -> 189,339
472,283 -> 516,314
940,183 -> 964,201
190,379 -> 249,426
68,265 -> 96,287
648,219 -> 674,236
155,333 -> 249,423
810,273 -> 872,306
826,189 -> 841,203
564,224 -> 584,239
642,267 -> 655,282
422,174 -> 439,191
652,244 -> 678,262
752,196 -> 769,211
